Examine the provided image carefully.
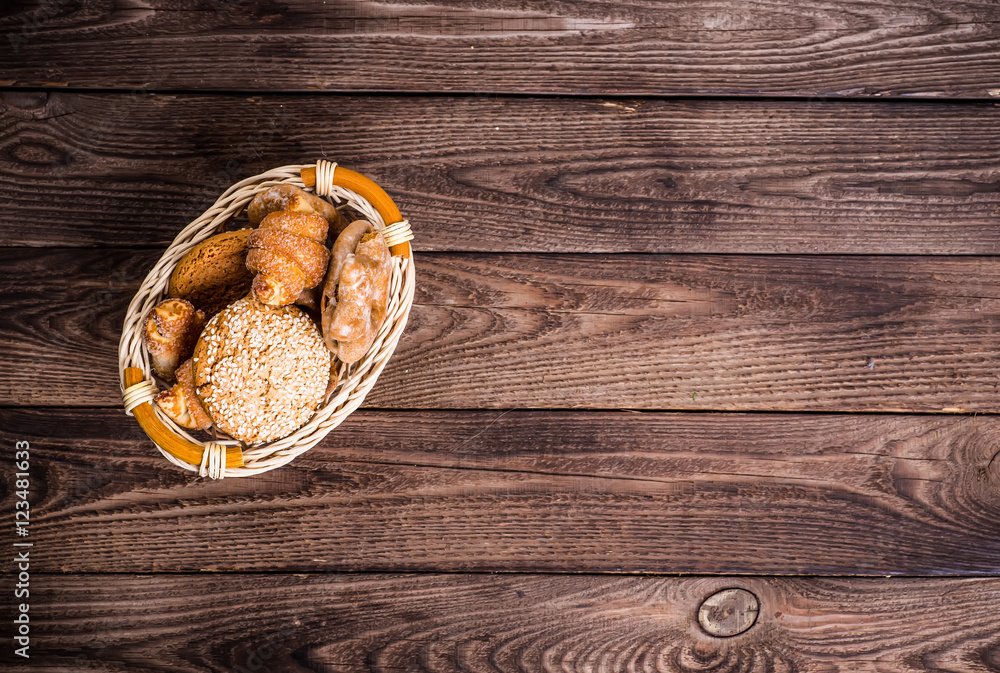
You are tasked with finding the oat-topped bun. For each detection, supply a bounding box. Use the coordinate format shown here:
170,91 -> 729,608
192,296 -> 331,444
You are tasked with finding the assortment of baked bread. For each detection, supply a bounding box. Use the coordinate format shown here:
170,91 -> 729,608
141,184 -> 393,444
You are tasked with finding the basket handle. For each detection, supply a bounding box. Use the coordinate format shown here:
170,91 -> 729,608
123,367 -> 245,469
301,165 -> 412,258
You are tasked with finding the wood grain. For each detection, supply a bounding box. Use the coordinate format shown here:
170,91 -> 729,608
6,248 -> 1000,412
2,407 -> 998,574
377,253 -> 1000,412
2,574 -> 999,671
4,1 -> 1000,662
2,0 -> 1000,97
5,92 -> 1000,252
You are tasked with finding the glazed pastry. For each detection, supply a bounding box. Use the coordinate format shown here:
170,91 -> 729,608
154,358 -> 213,430
192,296 -> 331,444
141,298 -> 207,380
247,184 -> 346,234
246,211 -> 331,307
323,220 -> 369,308
319,219 -> 368,334
168,229 -> 254,316
320,220 -> 392,363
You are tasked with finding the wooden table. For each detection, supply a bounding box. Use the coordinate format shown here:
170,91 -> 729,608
3,1 -> 1000,670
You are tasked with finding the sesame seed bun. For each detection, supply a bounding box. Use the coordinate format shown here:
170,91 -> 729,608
192,296 -> 331,444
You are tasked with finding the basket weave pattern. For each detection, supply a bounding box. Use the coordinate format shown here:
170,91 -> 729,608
118,161 -> 415,478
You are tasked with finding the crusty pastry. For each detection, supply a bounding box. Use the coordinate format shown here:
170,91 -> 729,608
155,358 -> 213,430
246,211 -> 331,307
168,229 -> 254,316
247,184 -> 346,234
323,220 -> 369,308
141,298 -> 207,380
320,220 -> 392,363
192,296 -> 330,444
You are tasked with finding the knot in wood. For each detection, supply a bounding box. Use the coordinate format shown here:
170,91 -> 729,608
697,588 -> 759,637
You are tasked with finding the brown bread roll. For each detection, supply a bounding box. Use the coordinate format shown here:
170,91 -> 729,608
168,229 -> 254,316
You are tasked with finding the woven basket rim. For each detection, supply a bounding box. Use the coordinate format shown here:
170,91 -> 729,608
118,161 -> 415,478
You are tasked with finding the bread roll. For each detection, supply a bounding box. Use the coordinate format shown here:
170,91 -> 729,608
168,229 -> 254,316
247,184 -> 346,234
192,296 -> 330,444
246,211 -> 331,307
155,358 -> 212,430
320,221 -> 392,363
141,298 -> 206,380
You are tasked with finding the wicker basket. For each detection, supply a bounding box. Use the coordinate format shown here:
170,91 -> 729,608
118,160 -> 415,479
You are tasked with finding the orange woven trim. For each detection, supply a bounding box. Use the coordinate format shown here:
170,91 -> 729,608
301,165 -> 412,258
124,367 -> 244,469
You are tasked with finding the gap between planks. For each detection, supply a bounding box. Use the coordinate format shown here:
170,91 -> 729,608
5,84 -> 1000,105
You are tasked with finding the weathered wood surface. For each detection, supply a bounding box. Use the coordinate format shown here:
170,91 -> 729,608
5,248 -> 1000,411
2,574 -> 1000,671
5,0 -> 1000,667
3,0 -> 1000,97
5,91 -> 1000,253
2,407 -> 998,574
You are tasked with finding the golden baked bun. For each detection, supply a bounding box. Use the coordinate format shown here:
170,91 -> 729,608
168,229 -> 254,316
155,358 -> 213,430
246,211 -> 330,307
247,184 -> 346,234
141,298 -> 206,380
192,296 -> 330,444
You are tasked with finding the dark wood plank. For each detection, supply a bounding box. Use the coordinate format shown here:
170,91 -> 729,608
2,574 -> 1000,670
2,0 -> 1000,97
6,248 -> 1000,412
5,92 -> 1000,252
3,408 -> 999,574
